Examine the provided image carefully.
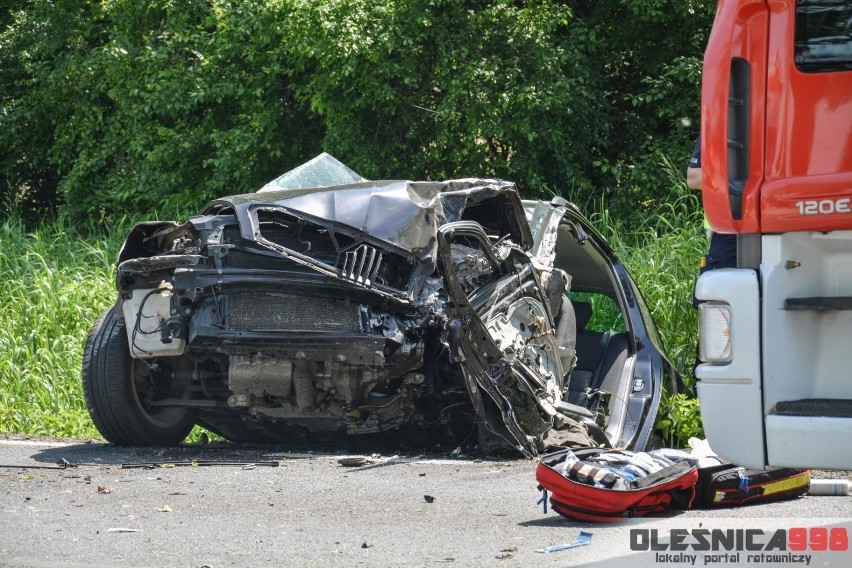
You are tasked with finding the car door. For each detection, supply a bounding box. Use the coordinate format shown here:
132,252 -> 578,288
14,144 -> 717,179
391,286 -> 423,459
436,220 -> 564,456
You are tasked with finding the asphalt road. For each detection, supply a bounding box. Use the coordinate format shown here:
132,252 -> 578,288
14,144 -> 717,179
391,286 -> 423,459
1,436 -> 851,568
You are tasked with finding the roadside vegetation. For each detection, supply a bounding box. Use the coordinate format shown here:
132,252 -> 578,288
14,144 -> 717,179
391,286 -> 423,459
0,215 -> 117,439
1,0 -> 712,446
2,1 -> 713,229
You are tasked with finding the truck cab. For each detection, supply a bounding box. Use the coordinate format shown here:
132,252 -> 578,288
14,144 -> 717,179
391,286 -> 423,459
696,0 -> 852,469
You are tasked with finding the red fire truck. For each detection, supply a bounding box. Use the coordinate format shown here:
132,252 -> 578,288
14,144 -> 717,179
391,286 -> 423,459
695,0 -> 852,469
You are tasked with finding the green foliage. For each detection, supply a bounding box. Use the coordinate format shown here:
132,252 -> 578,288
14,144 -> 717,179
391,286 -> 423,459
0,214 -> 118,437
0,213 -> 216,442
1,0 -> 322,224
584,154 -> 707,444
1,0 -> 714,227
568,292 -> 625,333
656,391 -> 704,448
288,0 -> 602,195
565,1 -> 714,226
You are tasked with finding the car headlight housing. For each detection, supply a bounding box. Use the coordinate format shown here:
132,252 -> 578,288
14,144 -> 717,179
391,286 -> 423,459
698,302 -> 732,364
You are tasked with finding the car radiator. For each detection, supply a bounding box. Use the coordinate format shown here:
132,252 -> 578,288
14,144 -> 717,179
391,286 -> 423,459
226,292 -> 362,332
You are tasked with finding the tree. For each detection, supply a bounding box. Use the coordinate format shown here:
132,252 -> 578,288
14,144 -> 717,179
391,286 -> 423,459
564,0 -> 714,224
287,0 -> 616,196
1,0 -> 714,227
1,0 -> 322,223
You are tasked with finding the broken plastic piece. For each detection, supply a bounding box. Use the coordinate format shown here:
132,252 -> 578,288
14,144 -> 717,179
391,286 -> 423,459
535,531 -> 593,553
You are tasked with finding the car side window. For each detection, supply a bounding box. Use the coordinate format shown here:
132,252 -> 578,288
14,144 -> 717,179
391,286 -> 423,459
568,292 -> 626,333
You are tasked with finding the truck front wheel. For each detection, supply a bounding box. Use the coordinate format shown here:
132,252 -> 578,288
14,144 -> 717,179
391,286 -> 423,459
82,305 -> 196,446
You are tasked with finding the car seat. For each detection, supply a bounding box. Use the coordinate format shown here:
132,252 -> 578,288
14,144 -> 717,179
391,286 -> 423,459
565,301 -> 629,411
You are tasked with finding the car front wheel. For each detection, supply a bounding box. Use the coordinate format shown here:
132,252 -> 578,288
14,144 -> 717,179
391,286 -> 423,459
82,305 -> 196,445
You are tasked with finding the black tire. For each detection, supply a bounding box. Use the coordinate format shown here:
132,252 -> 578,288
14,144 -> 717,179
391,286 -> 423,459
82,305 -> 196,445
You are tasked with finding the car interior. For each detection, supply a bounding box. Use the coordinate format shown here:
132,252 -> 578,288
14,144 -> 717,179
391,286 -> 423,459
550,216 -> 633,443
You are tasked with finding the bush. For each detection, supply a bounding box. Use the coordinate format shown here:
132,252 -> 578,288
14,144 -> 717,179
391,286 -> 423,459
1,1 -> 713,228
1,0 -> 322,224
589,154 -> 707,443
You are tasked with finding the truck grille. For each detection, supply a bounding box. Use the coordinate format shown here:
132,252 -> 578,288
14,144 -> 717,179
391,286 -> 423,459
226,293 -> 362,332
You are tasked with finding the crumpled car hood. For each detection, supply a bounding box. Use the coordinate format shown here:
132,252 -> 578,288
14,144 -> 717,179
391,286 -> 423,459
205,154 -> 532,262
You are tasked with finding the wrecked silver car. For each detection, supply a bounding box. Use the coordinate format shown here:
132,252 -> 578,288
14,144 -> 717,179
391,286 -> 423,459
82,154 -> 677,455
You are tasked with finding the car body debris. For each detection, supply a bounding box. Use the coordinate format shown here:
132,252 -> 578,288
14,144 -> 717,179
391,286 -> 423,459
337,457 -> 372,467
0,458 -> 75,470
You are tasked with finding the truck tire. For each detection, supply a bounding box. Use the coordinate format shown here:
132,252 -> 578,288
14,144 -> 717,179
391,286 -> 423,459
82,305 -> 196,446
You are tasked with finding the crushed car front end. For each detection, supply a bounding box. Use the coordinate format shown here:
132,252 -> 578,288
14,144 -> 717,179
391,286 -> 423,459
86,168 -> 565,453
82,155 -> 676,455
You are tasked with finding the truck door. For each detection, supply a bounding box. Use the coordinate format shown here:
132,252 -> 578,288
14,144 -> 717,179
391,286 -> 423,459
761,0 -> 852,233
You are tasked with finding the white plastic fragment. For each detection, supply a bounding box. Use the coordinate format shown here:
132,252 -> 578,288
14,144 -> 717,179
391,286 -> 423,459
535,530 -> 593,553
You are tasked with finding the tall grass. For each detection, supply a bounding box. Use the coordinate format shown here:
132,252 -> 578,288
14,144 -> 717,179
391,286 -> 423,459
585,155 -> 708,445
0,215 -> 120,437
593,156 -> 706,383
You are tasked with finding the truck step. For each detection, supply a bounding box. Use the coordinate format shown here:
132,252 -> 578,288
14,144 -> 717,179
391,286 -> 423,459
784,297 -> 852,311
772,398 -> 852,418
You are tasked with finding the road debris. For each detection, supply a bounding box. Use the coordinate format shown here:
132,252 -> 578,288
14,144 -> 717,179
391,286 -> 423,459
157,505 -> 173,513
495,547 -> 517,560
107,528 -> 140,533
97,486 -> 111,494
423,495 -> 435,503
535,531 -> 593,553
0,458 -> 75,470
337,457 -> 372,467
121,461 -> 279,469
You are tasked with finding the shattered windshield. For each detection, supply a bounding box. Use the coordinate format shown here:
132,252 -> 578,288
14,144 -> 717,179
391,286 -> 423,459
258,152 -> 367,192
